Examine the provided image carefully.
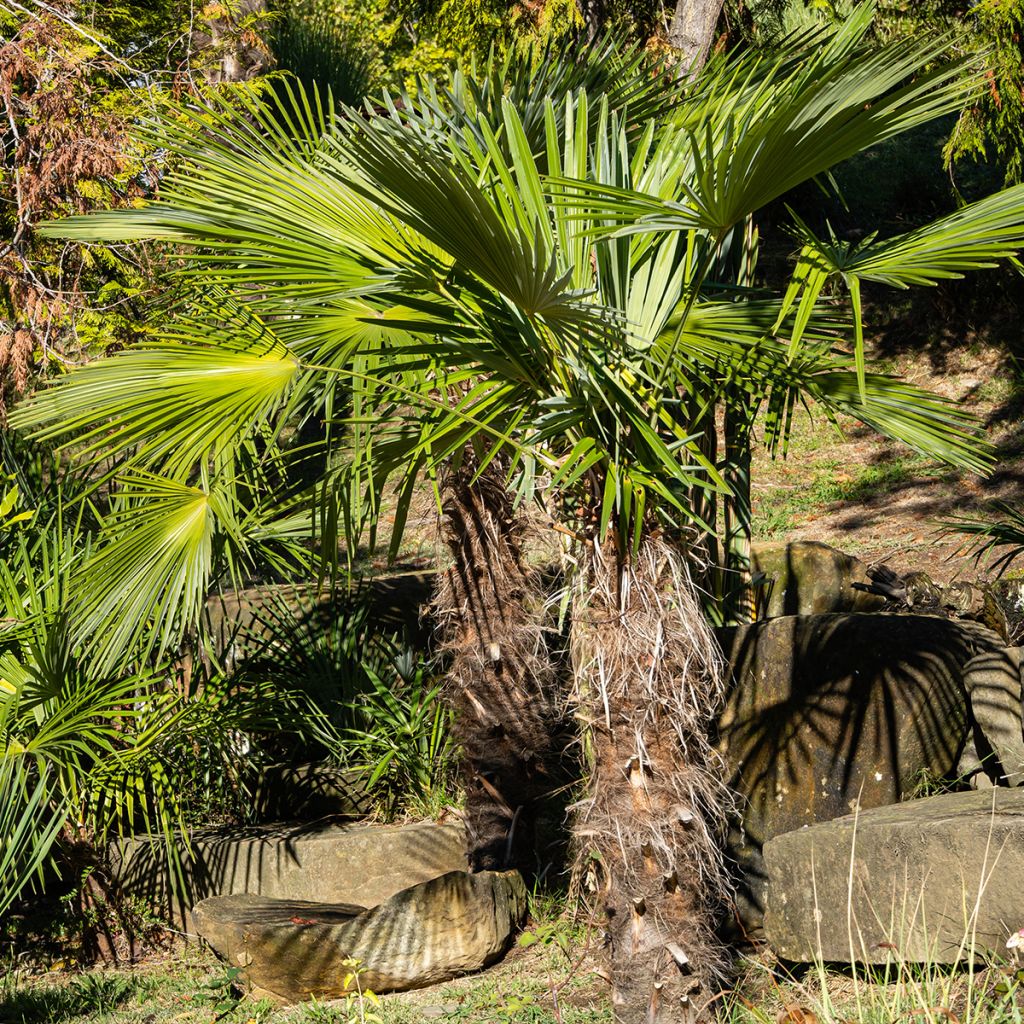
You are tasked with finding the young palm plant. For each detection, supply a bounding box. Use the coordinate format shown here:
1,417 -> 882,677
16,15 -> 1024,1020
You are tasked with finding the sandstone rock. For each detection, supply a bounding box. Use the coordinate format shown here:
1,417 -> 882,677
193,870 -> 528,1001
113,820 -> 466,932
750,541 -> 884,618
251,761 -> 370,822
763,788 -> 1024,963
716,614 -> 1005,931
959,647 -> 1024,787
177,574 -> 438,686
987,579 -> 1024,645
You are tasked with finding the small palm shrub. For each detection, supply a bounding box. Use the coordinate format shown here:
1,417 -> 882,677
0,488 -> 342,945
229,588 -> 459,820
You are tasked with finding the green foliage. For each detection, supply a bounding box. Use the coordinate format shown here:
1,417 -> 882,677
0,457 -> 343,919
0,970 -> 137,1023
734,0 -> 1024,188
724,950 -> 1024,1024
189,965 -> 244,1015
17,17 -> 1024,650
945,0 -> 1024,185
944,500 -> 1024,575
0,2 -> 281,423
270,9 -> 378,106
273,0 -> 585,89
231,590 -> 458,818
344,648 -> 456,818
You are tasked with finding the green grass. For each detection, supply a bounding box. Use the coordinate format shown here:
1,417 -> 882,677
0,898 -> 610,1024
752,453 -> 938,539
5,948 -> 1022,1024
724,955 -> 1024,1024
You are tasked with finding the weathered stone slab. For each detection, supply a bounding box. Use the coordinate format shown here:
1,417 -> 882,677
715,614 -> 1004,931
202,574 -> 437,661
763,789 -> 1024,963
750,541 -> 884,617
193,870 -> 527,1002
250,762 -> 371,822
960,646 -> 1024,786
114,820 -> 466,932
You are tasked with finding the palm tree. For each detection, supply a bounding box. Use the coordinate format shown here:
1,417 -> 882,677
16,16 -> 1024,1020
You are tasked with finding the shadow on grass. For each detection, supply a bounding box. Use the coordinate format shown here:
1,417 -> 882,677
0,973 -> 137,1023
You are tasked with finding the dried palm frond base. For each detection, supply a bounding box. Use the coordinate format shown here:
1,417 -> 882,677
433,457 -> 562,874
571,534 -> 734,1024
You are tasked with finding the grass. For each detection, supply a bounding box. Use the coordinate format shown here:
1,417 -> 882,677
0,899 -> 611,1024
3,875 -> 1022,1024
5,946 -> 1022,1024
752,451 -> 938,540
724,954 -> 1024,1024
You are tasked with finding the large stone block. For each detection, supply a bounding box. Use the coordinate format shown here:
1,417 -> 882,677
750,541 -> 884,618
763,788 -> 1024,963
193,870 -> 527,1002
202,575 -> 437,658
250,762 -> 371,822
113,820 -> 466,932
715,614 -> 1004,931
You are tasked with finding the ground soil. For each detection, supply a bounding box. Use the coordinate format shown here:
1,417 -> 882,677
750,337 -> 1024,587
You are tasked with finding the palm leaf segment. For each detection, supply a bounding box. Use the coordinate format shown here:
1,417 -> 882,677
14,19 -> 1024,661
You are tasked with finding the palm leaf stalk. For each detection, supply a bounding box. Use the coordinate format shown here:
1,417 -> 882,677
15,17 -> 1024,1021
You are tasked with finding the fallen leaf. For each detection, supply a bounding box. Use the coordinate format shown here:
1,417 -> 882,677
778,1004 -> 818,1024
289,915 -> 318,925
908,1009 -> 960,1024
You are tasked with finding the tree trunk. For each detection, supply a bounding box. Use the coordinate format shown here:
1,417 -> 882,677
667,0 -> 726,76
433,457 -> 561,875
581,0 -> 610,40
722,391 -> 754,624
571,535 -> 732,1023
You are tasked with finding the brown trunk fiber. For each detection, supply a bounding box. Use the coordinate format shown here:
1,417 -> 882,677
571,536 -> 732,1023
433,457 -> 561,874
668,0 -> 726,76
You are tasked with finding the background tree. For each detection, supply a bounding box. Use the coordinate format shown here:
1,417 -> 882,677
668,0 -> 726,71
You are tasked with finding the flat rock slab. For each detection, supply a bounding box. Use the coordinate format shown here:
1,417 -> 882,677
764,789 -> 1024,963
193,870 -> 527,1002
715,613 -> 998,931
114,820 -> 466,932
750,541 -> 884,617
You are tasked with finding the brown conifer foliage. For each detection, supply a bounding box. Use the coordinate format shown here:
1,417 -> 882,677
0,12 -> 141,416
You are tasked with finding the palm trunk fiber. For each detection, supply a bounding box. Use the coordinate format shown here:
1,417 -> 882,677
433,458 -> 560,874
572,535 -> 732,1024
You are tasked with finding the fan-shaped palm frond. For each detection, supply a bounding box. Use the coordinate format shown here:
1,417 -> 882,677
942,502 -> 1024,575
13,21 -> 1018,654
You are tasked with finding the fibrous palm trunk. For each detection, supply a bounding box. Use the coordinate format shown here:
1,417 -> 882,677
572,535 -> 732,1023
433,456 -> 561,874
